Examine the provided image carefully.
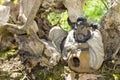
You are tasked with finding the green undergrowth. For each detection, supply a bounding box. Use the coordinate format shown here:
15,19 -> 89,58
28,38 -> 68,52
0,49 -> 15,57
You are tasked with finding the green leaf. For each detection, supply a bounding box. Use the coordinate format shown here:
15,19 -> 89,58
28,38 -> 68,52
26,29 -> 30,36
0,49 -> 15,57
48,11 -> 70,31
13,0 -> 18,4
112,74 -> 120,80
83,0 -> 107,22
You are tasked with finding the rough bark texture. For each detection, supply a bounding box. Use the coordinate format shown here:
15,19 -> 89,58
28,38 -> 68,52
63,0 -> 86,22
100,4 -> 120,59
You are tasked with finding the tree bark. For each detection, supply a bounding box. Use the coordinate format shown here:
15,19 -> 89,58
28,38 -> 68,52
100,3 -> 120,59
63,0 -> 86,22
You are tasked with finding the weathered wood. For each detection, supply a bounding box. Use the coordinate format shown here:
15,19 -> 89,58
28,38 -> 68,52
35,16 -> 52,39
23,0 -> 42,30
42,0 -> 65,13
3,1 -> 20,23
0,5 -> 10,24
16,31 -> 44,55
100,3 -> 120,59
63,0 -> 86,22
0,0 -> 120,79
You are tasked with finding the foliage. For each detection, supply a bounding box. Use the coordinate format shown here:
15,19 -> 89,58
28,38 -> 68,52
48,0 -> 107,31
13,0 -> 18,4
0,49 -> 15,57
48,12 -> 61,26
48,11 -> 70,31
83,0 -> 107,22
112,74 -> 120,80
60,11 -> 71,31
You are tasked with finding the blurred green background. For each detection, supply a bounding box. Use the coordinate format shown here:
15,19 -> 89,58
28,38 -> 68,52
48,0 -> 107,31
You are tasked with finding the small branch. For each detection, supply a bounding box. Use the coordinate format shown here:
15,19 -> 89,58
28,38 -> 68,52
3,0 -> 43,34
2,23 -> 21,29
0,22 -> 25,34
23,0 -> 43,30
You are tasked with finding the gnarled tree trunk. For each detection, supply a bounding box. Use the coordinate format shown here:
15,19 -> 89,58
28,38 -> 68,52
100,4 -> 120,59
0,0 -> 120,80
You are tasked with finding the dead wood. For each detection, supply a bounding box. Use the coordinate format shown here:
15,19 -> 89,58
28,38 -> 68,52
63,0 -> 86,22
100,3 -> 120,59
23,0 -> 42,30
